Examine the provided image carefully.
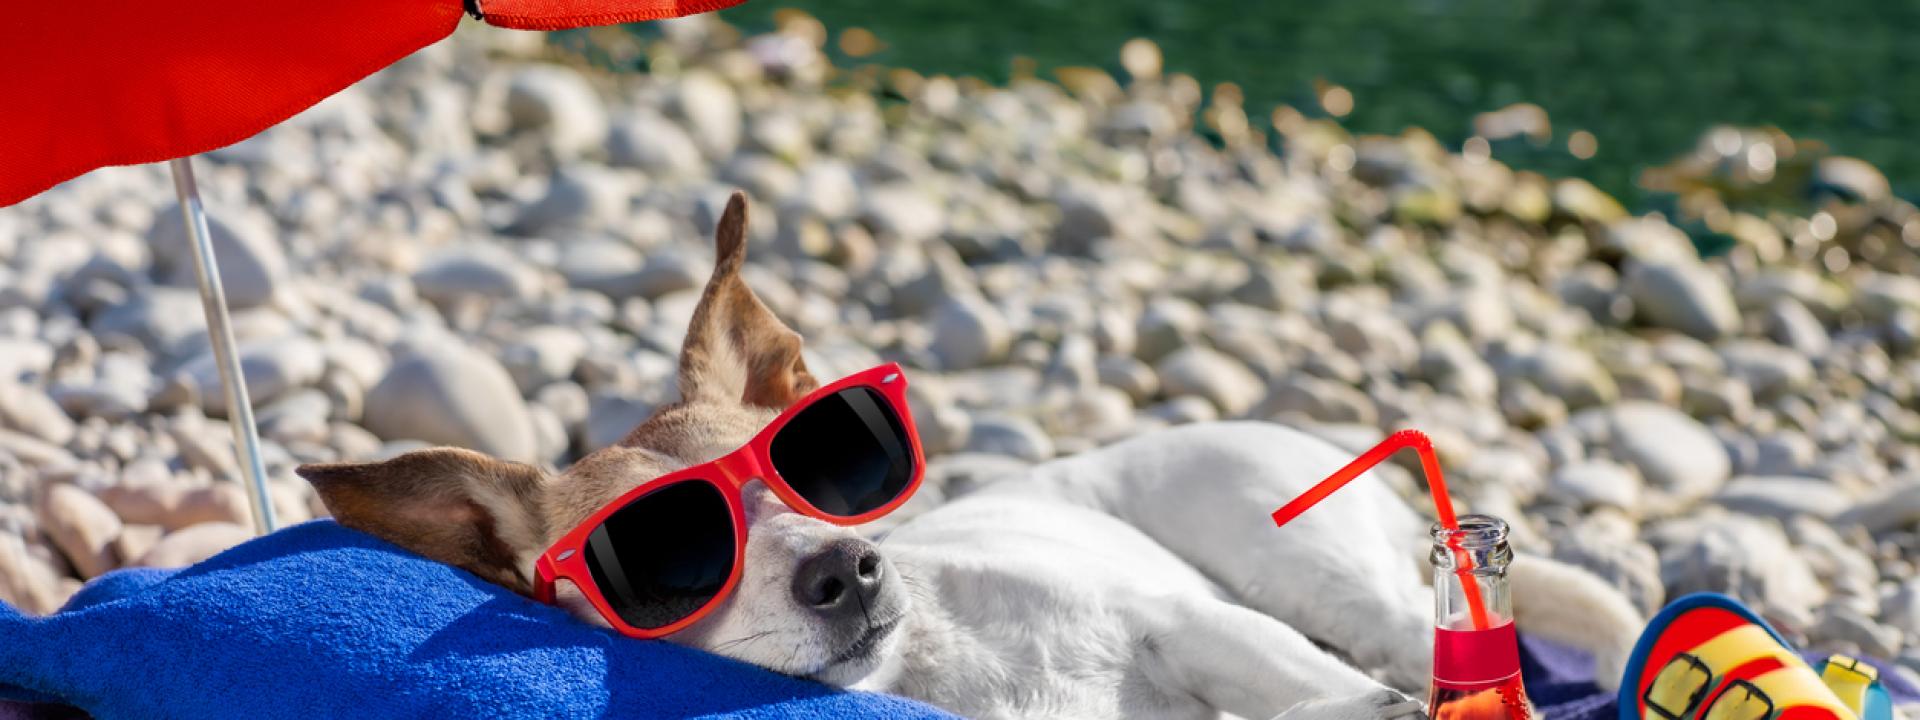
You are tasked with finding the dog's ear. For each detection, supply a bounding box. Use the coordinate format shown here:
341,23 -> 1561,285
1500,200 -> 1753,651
296,448 -> 547,594
678,192 -> 820,410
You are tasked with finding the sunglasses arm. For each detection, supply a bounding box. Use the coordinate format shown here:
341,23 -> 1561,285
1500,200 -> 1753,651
533,554 -> 558,605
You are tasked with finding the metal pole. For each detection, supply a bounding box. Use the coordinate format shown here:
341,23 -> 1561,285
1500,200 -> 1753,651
168,157 -> 278,536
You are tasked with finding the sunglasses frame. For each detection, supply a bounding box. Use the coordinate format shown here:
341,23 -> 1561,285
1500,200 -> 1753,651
532,362 -> 924,639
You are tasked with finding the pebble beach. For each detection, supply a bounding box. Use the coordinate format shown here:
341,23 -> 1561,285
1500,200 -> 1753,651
3,13 -> 1920,700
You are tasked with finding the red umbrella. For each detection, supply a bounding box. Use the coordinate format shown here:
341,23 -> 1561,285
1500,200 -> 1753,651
0,0 -> 743,534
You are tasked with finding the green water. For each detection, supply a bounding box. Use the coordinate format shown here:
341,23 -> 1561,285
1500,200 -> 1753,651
715,0 -> 1920,207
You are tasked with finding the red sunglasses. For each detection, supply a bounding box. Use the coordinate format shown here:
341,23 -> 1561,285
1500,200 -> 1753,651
534,363 -> 925,639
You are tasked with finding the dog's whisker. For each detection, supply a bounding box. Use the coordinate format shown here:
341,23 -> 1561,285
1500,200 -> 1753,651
712,629 -> 783,652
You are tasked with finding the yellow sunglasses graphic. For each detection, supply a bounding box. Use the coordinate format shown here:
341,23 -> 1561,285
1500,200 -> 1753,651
1623,594 -> 1891,720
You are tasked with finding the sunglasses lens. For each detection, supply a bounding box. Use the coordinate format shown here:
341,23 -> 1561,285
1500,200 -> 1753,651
583,480 -> 735,630
770,386 -> 916,517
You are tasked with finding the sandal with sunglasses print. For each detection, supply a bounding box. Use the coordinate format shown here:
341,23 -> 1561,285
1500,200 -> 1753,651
1620,593 -> 1895,720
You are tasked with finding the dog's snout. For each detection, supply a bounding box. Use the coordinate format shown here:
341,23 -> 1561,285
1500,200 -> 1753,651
793,539 -> 884,615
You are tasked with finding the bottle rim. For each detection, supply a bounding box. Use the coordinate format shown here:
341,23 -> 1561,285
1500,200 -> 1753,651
1429,513 -> 1509,548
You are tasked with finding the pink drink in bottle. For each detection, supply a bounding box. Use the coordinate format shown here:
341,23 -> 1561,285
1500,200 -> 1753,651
1427,515 -> 1533,720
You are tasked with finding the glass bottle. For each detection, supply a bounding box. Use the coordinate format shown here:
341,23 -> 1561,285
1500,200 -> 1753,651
1428,514 -> 1535,720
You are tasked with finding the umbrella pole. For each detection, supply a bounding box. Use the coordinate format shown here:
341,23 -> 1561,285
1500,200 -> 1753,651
168,157 -> 278,536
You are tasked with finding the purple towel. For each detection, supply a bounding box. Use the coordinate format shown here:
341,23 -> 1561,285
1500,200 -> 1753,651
1519,635 -> 1920,720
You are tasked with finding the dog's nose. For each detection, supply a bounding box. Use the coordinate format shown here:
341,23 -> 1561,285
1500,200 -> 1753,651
792,538 -> 885,617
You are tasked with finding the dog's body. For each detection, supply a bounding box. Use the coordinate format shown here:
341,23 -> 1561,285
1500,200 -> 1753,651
300,194 -> 1644,720
869,423 -> 1423,719
852,421 -> 1640,720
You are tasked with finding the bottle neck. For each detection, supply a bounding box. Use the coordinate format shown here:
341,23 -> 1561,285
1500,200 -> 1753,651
1430,514 -> 1513,629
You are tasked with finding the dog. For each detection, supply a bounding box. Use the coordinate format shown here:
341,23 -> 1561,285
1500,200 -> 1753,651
298,193 -> 1645,720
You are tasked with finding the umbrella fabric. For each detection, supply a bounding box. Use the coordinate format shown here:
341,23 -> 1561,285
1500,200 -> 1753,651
0,520 -> 954,719
0,0 -> 744,207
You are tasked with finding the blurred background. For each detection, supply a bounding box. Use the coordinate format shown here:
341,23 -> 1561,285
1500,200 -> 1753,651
703,0 -> 1920,209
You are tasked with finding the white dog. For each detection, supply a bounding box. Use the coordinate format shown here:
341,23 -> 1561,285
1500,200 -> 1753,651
299,194 -> 1644,720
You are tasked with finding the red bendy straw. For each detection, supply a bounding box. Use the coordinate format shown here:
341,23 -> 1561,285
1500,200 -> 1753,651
1271,429 -> 1493,630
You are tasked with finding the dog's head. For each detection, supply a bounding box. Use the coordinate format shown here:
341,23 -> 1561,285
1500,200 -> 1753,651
296,193 -> 909,685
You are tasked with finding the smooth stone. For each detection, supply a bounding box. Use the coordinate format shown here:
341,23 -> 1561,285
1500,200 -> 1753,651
1857,274 -> 1920,322
1520,345 -> 1617,410
1602,216 -> 1694,262
1043,387 -> 1135,441
500,326 -> 589,394
1624,258 -> 1740,341
793,161 -> 860,222
1419,286 -> 1515,342
1652,514 -> 1827,619
1555,264 -> 1631,324
1787,517 -> 1879,611
89,288 -> 207,360
962,414 -> 1055,462
1096,355 -> 1159,404
1251,373 -> 1375,426
111,524 -> 165,568
1143,396 -> 1220,426
135,521 -> 254,568
1836,479 -> 1920,534
168,420 -> 239,479
0,532 -> 65,614
0,338 -> 54,383
1462,448 -> 1547,504
929,296 -> 1011,371
859,184 -> 946,244
364,344 -> 538,461
1549,460 -> 1642,511
329,422 -> 384,461
1713,477 -> 1851,520
1679,374 -> 1754,424
607,110 -> 704,176
1552,522 -> 1665,617
906,382 -> 972,457
1809,605 -> 1904,659
1134,297 -> 1205,363
1324,307 -> 1418,371
412,247 -> 541,303
620,252 -> 710,301
671,70 -> 742,159
1881,580 -> 1920,640
164,484 -> 253,531
1156,348 -> 1264,417
146,204 -> 286,309
39,483 -> 122,578
925,453 -> 1033,499
583,392 -> 655,452
1814,156 -> 1891,202
1611,363 -> 1681,405
1050,183 -> 1134,255
0,381 -> 75,445
0,429 -> 77,470
269,478 -> 315,526
504,165 -> 629,236
1718,341 -> 1814,401
1765,300 -> 1831,357
504,64 -> 608,159
1608,401 -> 1731,503
176,337 -> 326,416
1749,432 -> 1817,476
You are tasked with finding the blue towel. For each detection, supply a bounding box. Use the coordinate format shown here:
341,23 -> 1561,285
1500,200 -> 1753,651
0,520 -> 956,719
